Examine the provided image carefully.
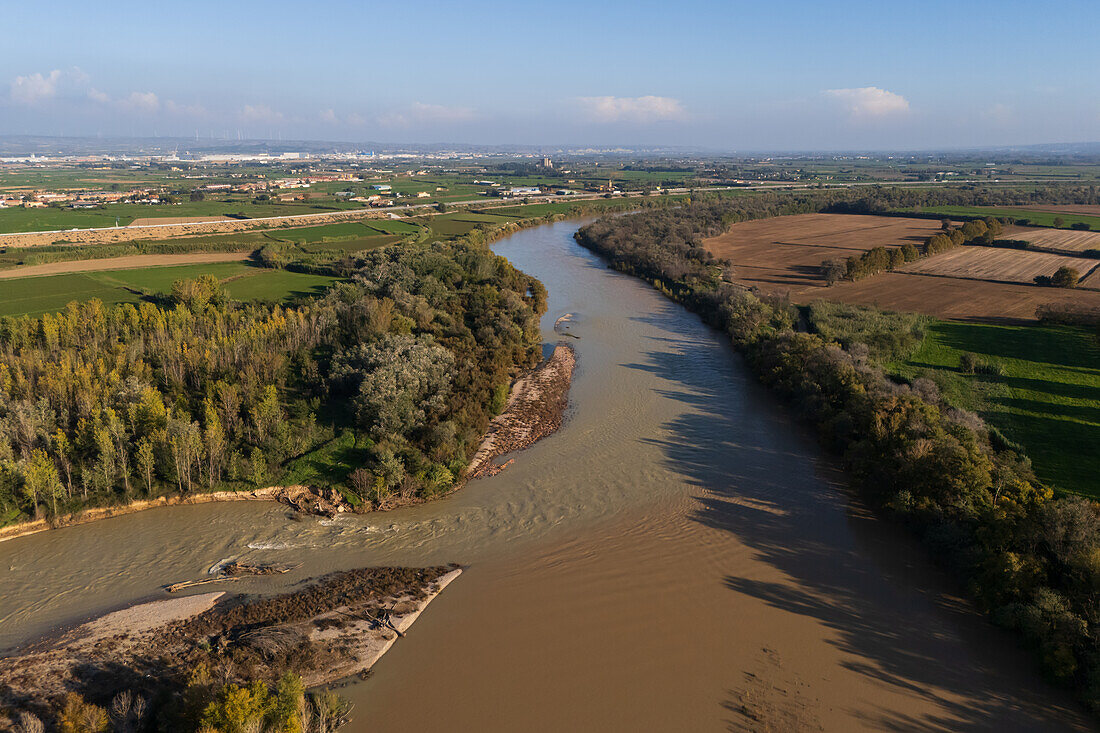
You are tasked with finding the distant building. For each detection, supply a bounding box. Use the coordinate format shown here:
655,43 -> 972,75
500,186 -> 541,198
538,156 -> 553,169
415,191 -> 431,198
372,184 -> 392,191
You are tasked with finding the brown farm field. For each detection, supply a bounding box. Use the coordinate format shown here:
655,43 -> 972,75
1008,227 -> 1100,253
703,213 -> 944,290
819,273 -> 1100,321
899,246 -> 1100,284
1081,268 -> 1100,288
702,212 -> 1100,321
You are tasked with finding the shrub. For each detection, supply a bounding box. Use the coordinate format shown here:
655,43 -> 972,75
1051,266 -> 1080,289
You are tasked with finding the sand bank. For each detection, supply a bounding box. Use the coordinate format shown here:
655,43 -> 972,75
0,567 -> 460,725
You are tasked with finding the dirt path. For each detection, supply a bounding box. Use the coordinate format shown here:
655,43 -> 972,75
0,252 -> 253,279
127,215 -> 234,227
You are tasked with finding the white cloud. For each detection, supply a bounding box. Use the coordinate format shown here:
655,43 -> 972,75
319,108 -> 337,123
981,103 -> 1013,125
10,70 -> 63,104
576,95 -> 687,123
824,87 -> 910,118
164,99 -> 206,117
239,104 -> 283,122
88,88 -> 110,103
10,68 -> 91,105
120,91 -> 160,113
378,102 -> 476,127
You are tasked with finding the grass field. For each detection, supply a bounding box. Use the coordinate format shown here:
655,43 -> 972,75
269,222 -> 378,243
0,199 -> 362,234
910,205 -> 1100,231
0,261 -> 337,317
364,220 -> 421,235
893,321 -> 1100,497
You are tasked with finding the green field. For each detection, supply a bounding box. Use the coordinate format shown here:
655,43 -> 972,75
294,235 -> 400,255
0,262 -> 338,317
0,207 -> 136,232
0,199 -> 364,234
363,219 -> 421,235
893,321 -> 1100,497
908,205 -> 1100,231
269,221 -> 380,243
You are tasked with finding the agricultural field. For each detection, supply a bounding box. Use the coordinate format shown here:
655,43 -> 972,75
267,221 -> 379,243
702,213 -> 945,290
820,271 -> 1100,321
699,212 -> 1100,320
893,321 -> 1100,497
900,246 -> 1100,285
909,205 -> 1100,231
0,261 -> 337,317
0,252 -> 250,279
1015,204 -> 1100,217
0,198 -> 363,234
364,219 -> 422,235
1007,226 -> 1100,254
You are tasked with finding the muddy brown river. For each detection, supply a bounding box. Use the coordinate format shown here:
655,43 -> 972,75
0,221 -> 1093,730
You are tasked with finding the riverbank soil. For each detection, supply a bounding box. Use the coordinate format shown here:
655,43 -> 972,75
467,343 -> 575,479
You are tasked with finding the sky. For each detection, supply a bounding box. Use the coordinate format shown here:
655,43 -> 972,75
2,0 -> 1098,151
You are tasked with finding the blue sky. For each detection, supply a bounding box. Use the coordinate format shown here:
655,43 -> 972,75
2,0 -> 1098,150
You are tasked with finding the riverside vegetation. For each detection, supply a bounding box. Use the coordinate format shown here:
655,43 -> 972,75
575,192 -> 1100,714
0,194 -> 670,528
0,230 -> 546,526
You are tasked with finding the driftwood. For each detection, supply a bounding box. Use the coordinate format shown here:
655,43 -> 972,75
221,561 -> 301,577
165,577 -> 241,593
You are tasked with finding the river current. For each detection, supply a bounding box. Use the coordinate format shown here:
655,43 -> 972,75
0,220 -> 1092,730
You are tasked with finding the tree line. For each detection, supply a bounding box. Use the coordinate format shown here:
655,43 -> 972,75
575,191 -> 1100,715
823,217 -> 1005,283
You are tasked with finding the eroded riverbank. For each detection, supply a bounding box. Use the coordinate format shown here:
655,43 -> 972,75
1,220 -> 1093,730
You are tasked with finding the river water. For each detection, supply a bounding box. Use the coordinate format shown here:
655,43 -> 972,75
0,220 -> 1092,731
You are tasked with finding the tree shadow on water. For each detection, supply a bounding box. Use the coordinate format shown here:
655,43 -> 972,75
622,317 -> 1093,731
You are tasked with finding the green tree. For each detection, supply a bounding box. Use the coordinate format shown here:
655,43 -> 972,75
58,692 -> 108,733
135,438 -> 156,494
249,446 -> 267,487
24,448 -> 63,516
201,681 -> 269,733
1051,266 -> 1080,288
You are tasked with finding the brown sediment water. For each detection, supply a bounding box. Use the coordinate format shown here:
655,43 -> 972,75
0,220 -> 1093,730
